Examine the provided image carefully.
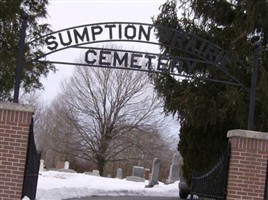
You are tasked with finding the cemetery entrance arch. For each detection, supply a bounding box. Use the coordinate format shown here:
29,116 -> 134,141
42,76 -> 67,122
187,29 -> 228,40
17,21 -> 255,127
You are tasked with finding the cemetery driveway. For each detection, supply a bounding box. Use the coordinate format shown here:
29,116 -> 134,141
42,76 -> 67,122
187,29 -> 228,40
66,196 -> 181,200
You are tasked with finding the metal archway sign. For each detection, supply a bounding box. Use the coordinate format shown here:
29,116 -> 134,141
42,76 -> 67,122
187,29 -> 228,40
28,22 -> 248,89
15,20 -> 257,129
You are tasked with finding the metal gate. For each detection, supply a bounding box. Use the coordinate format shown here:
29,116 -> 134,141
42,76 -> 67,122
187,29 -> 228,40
265,158 -> 268,200
21,118 -> 40,200
190,144 -> 231,200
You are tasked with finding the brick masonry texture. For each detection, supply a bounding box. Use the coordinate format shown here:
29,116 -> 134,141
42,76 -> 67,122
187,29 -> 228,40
0,103 -> 34,200
227,130 -> 268,200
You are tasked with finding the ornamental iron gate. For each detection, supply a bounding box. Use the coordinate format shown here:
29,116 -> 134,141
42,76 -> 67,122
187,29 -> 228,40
190,144 -> 231,200
21,119 -> 40,200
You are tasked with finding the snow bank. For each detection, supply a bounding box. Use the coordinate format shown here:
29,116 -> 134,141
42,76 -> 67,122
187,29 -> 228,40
36,171 -> 179,200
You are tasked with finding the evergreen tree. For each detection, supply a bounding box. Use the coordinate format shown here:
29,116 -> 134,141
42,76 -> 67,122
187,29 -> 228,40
0,0 -> 55,101
152,0 -> 268,184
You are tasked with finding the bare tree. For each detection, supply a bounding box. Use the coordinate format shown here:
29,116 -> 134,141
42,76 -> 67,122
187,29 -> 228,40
48,64 -> 165,175
35,96 -> 84,168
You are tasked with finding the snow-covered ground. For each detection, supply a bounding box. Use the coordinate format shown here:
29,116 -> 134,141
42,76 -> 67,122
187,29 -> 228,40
36,171 -> 179,200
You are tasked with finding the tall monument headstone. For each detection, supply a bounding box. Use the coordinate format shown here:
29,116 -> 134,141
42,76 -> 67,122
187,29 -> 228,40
167,152 -> 181,183
146,158 -> 161,188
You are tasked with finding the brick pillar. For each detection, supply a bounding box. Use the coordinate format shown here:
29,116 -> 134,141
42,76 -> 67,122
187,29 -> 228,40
227,129 -> 268,200
0,102 -> 34,200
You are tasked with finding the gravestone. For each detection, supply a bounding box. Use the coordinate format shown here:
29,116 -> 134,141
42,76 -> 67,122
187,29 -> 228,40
126,166 -> 145,182
64,161 -> 69,169
92,169 -> 100,176
132,166 -> 144,178
167,152 -> 181,183
116,168 -> 123,179
146,158 -> 161,188
39,159 -> 45,172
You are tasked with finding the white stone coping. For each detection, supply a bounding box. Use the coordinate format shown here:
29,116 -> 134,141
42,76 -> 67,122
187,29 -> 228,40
227,129 -> 268,141
0,102 -> 34,113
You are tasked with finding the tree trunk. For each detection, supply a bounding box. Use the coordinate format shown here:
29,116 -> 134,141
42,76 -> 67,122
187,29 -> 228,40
96,134 -> 110,176
97,156 -> 106,176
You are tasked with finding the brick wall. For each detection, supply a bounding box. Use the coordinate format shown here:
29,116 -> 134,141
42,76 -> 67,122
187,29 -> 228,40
0,102 -> 34,200
227,129 -> 268,200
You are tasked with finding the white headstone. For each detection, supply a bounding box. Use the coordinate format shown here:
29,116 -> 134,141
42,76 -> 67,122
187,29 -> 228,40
92,169 -> 100,176
116,168 -> 123,179
39,159 -> 45,171
64,161 -> 69,169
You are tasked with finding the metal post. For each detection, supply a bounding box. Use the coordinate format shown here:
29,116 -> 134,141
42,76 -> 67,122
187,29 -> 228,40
13,12 -> 28,103
247,42 -> 260,130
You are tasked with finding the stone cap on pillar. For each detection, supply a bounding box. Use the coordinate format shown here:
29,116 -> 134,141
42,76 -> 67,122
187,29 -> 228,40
0,101 -> 34,113
227,129 -> 268,141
